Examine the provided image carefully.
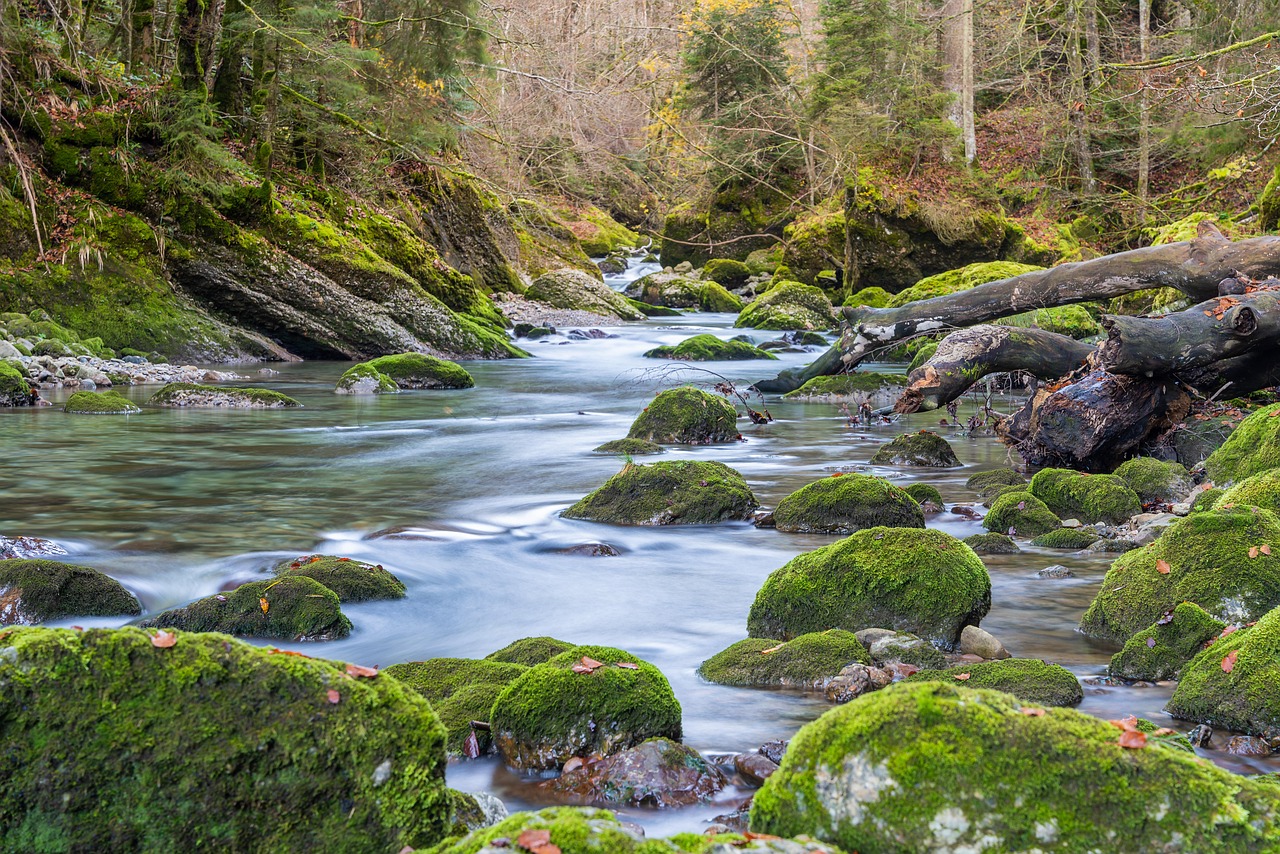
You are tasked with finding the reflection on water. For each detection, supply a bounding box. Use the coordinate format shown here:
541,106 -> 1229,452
1,307 -> 1274,831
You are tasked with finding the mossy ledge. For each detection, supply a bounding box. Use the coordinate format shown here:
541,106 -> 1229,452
137,576 -> 351,641
147,382 -> 301,408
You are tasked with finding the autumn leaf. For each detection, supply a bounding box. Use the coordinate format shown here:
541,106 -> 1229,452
463,729 -> 481,759
260,597 -> 270,615
953,673 -> 971,681
760,644 -> 784,655
1147,637 -> 1157,648
1020,707 -> 1046,716
1109,715 -> 1140,732
309,555 -> 322,563
1262,545 -> 1272,556
1250,546 -> 1260,559
327,689 -> 341,704
571,662 -> 594,674
1222,650 -> 1238,673
1118,731 -> 1147,749
1156,559 -> 1171,575
581,656 -> 604,669
615,661 -> 639,669
517,829 -> 561,854
346,663 -> 378,678
1153,727 -> 1177,736
150,630 -> 177,648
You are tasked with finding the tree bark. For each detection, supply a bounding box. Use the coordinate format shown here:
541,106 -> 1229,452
1064,0 -> 1096,192
1137,0 -> 1151,208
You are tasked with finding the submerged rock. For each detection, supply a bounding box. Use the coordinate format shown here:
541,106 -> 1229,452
626,386 -> 740,445
138,576 -> 351,641
0,536 -> 68,560
907,658 -> 1082,706
0,627 -> 449,850
962,533 -> 1020,555
773,474 -> 924,535
643,334 -> 777,361
592,438 -> 664,456
1029,527 -> 1099,549
526,269 -> 645,321
271,554 -> 406,602
445,789 -> 508,837
383,657 -> 528,755
698,630 -> 872,689
869,431 -> 960,468
63,390 -> 141,414
540,738 -> 727,807
0,559 -> 140,624
147,382 -> 301,408
363,353 -> 474,389
1028,468 -> 1141,525
564,460 -> 758,526
982,490 -> 1061,537
1109,602 -> 1226,682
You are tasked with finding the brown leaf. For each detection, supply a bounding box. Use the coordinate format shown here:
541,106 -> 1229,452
1118,730 -> 1148,749
953,672 -> 971,681
463,729 -> 481,759
615,661 -> 639,669
562,756 -> 584,773
346,663 -> 379,678
327,689 -> 341,704
580,656 -> 604,670
1152,727 -> 1177,736
1222,650 -> 1238,673
1156,559 -> 1171,575
150,630 -> 177,648
260,597 -> 270,615
1250,546 -> 1260,559
571,663 -> 593,674
1108,715 -> 1140,732
1020,707 -> 1046,716
517,829 -> 552,851
1262,545 -> 1272,556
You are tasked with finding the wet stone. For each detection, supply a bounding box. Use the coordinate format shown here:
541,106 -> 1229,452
1037,565 -> 1075,579
1226,736 -> 1274,757
553,543 -> 622,557
733,751 -> 779,786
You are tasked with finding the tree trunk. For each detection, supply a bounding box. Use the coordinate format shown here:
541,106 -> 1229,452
175,0 -> 220,92
1064,0 -> 1096,192
1137,0 -> 1151,209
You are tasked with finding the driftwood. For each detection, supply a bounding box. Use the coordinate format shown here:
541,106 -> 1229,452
895,326 -> 1094,414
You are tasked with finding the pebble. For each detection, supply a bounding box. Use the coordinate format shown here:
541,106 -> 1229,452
8,353 -> 246,390
959,625 -> 1010,660
733,752 -> 779,786
1188,724 -> 1214,747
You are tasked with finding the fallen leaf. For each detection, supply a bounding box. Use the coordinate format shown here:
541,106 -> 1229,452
517,829 -> 555,852
615,661 -> 639,669
1020,707 -> 1046,716
463,729 -> 481,759
571,663 -> 594,674
953,673 -> 971,681
831,472 -> 844,478
1147,637 -> 1157,648
1222,650 -> 1238,673
760,644 -> 784,655
1263,545 -> 1272,556
580,656 -> 604,670
1156,559 -> 1171,574
309,555 -> 322,563
150,630 -> 177,648
1153,727 -> 1177,736
346,663 -> 379,678
327,689 -> 341,704
1109,715 -> 1140,732
260,597 -> 270,615
1250,546 -> 1260,559
1118,730 -> 1148,749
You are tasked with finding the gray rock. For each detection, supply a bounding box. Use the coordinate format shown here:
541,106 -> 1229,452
1037,565 -> 1075,579
854,628 -> 899,647
959,625 -> 1011,660
0,536 -> 69,560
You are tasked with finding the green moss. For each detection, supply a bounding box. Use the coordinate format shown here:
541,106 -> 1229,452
698,630 -> 871,688
1030,528 -> 1100,549
962,533 -> 1020,555
782,372 -> 906,400
0,360 -> 31,403
626,386 -> 740,445
1109,602 -> 1226,682
643,334 -> 776,361
902,483 -> 943,506
147,382 -> 301,408
869,431 -> 960,468
62,390 -> 140,414
781,206 -> 846,286
1214,468 -> 1280,515
774,474 -> 925,534
0,559 -> 140,622
965,468 -> 1026,497
366,353 -> 475,389
907,659 -> 1084,706
997,304 -> 1102,339
697,282 -> 745,313
1193,487 -> 1225,512
906,342 -> 939,372
138,576 -> 351,641
746,527 -> 991,649
1260,163 -> 1280,232
750,681 -> 1280,852
1028,468 -> 1142,524
526,270 -> 645,321
334,362 -> 399,394
0,627 -> 449,851
734,282 -> 837,331
567,206 -> 639,257
702,259 -> 752,288
489,645 -> 682,770
383,657 -> 528,753
271,554 -> 406,602
1079,505 -> 1280,642
1204,402 -> 1280,482
563,460 -> 758,526
625,298 -> 683,317
842,286 -> 892,309
1114,457 -> 1192,504
485,636 -> 578,667
983,491 -> 1061,537
1168,604 -> 1280,738
886,261 -> 1042,308
592,438 -> 664,456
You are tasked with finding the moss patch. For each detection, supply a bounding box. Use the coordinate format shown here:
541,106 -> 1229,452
1193,487 -> 1225,512
1114,457 -> 1192,504
563,460 -> 758,526
63,390 -> 141,414
843,286 -> 892,308
271,554 -> 406,602
485,636 -> 578,667
1029,528 -> 1099,549
1168,604 -> 1280,738
643,334 -> 776,361
907,659 -> 1084,706
592,438 -> 664,456
0,559 -> 140,623
962,533 -> 1020,555
138,576 -> 351,641
1109,602 -> 1226,682
526,270 -> 645,321
997,304 -> 1101,339
1028,468 -> 1141,524
965,468 -> 1026,498
626,386 -> 740,445
869,431 -> 960,468
702,259 -> 752,288
902,483 -> 943,506
983,491 -> 1061,537
147,382 -> 301,408
782,372 -> 906,400
366,353 -> 474,389
1204,402 -> 1280,483
698,630 -> 871,689
773,474 -> 924,534
383,657 -> 528,754
335,363 -> 399,394
734,282 -> 837,331
1215,468 -> 1280,516
886,261 -> 1042,307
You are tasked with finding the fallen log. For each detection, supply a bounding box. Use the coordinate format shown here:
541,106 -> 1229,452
751,343 -> 843,393
895,326 -> 1095,414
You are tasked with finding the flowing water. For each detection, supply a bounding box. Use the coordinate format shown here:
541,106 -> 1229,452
1,260 -> 1276,835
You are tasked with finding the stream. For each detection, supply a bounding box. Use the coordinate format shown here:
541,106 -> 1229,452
1,257 -> 1276,836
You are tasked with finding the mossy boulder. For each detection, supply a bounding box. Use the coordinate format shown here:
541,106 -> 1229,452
747,527 -> 991,648
702,259 -> 752,288
1203,402 -> 1280,482
271,554 -> 406,602
488,645 -> 682,770
885,261 -> 1042,307
749,681 -> 1280,852
63,390 -> 141,414
643,334 -> 776,362
147,383 -> 301,408
0,360 -> 31,406
592,438 -> 664,456
906,659 -> 1083,706
869,431 -> 960,468
698,630 -> 872,689
1028,468 -> 1141,524
734,282 -> 837,331
1114,457 -> 1192,504
626,386 -> 740,445
526,270 -> 645,321
842,286 -> 892,308
443,789 -> 506,838
962,533 -> 1020,555
1215,468 -> 1280,515
1078,505 -> 1280,643
383,657 -> 528,754
0,559 -> 140,624
625,272 -> 703,308
1167,604 -> 1280,738
335,362 -> 399,394
1029,528 -> 1100,549
485,636 -> 577,667
697,282 -> 745,313
1193,487 -> 1225,512
782,372 -> 906,400
138,576 -> 351,641
366,353 -> 474,389
563,460 -> 758,526
906,341 -> 939,372
983,491 -> 1061,537
966,467 -> 1026,498
1108,602 -> 1226,682
902,483 -> 943,507
0,627 -> 449,851
773,474 -> 924,535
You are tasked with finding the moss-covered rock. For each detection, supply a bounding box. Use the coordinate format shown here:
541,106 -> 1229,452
592,438 -> 664,456
625,298 -> 683,317
697,282 -> 745,313
842,286 -> 892,309
906,341 -> 939,372
869,431 -> 960,468
781,372 -> 906,400
1029,528 -> 1100,549
902,483 -> 943,507
0,627 -> 449,850
1214,468 -> 1280,516
906,659 -> 1084,706
383,657 -> 528,754
962,533 -> 1020,555
0,360 -> 31,406
147,382 -> 301,408
698,630 -> 872,689
749,681 -> 1280,852
625,272 -> 703,308
271,554 -> 406,602
1193,487 -> 1225,512
443,789 -> 506,838
626,386 -> 740,445
1108,602 -> 1226,682
0,559 -> 140,624
734,282 -> 837,331
773,474 -> 924,535
526,270 -> 645,321
983,491 -> 1062,537
1203,402 -> 1280,483
489,645 -> 682,770
885,261 -> 1042,307
138,576 -> 351,641
563,460 -> 758,526
63,390 -> 141,414
485,636 -> 577,667
334,362 -> 399,394
1028,468 -> 1142,524
1078,505 -> 1280,643
643,334 -> 776,362
863,631 -> 948,669
1168,604 -> 1280,738
366,353 -> 474,390
702,259 -> 752,288
1114,457 -> 1192,504
965,467 -> 1026,497
747,527 -> 991,648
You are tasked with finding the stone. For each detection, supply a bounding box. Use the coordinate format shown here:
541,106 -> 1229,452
1028,468 -> 1142,525
137,576 -> 350,641
1036,565 -> 1075,579
539,738 -> 726,807
698,630 -> 872,689
526,269 -> 645,321
0,536 -> 68,560
0,559 -> 140,624
271,554 -> 406,602
734,752 -> 780,786
382,657 -> 528,755
869,431 -> 960,468
905,658 -> 1084,706
626,386 -> 740,445
147,383 -> 301,408
772,473 -> 924,535
563,460 -> 758,526
959,625 -> 1011,660
983,491 -> 1061,538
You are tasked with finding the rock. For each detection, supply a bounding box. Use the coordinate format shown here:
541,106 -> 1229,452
362,353 -> 474,389
626,386 -> 740,445
1214,468 -> 1280,516
624,272 -> 704,307
137,576 -> 350,641
907,658 -> 1082,706
0,627 -> 448,850
1130,513 -> 1177,546
567,329 -> 617,340
1190,487 -> 1225,513
592,438 -> 664,456
0,360 -> 32,407
697,630 -> 872,689
271,554 -> 406,602
1079,505 -> 1280,642
959,625 -> 1011,660
526,269 -> 645,321
1036,565 -> 1075,579
1188,724 -> 1214,747
1028,468 -> 1143,525
780,372 -> 907,400
869,431 -> 960,468
382,657 -> 528,755
962,533 -> 1020,555
0,559 -> 140,624
553,543 -> 622,557
750,681 -> 1279,852
485,636 -> 578,667
772,474 -> 924,535
1226,736 -> 1274,757
1204,402 -> 1280,482
758,741 -> 788,765
563,460 -> 758,525
1114,457 -> 1193,504
643,334 -> 777,361
540,738 -> 726,807
1029,527 -> 1099,549
147,382 -> 301,408
0,536 -> 68,560
703,259 -> 753,288
902,483 -> 943,508
1085,537 -> 1139,553
334,362 -> 399,394
597,256 -> 627,275
489,644 -> 682,771
823,663 -> 895,703
866,632 -> 947,669
525,326 -> 556,339
747,527 -> 991,649
1061,517 -> 1083,527
0,341 -> 20,359
982,490 -> 1061,537
445,789 -> 508,836
734,752 -> 780,786
734,282 -> 838,331
854,628 -> 898,648
626,298 -> 682,317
